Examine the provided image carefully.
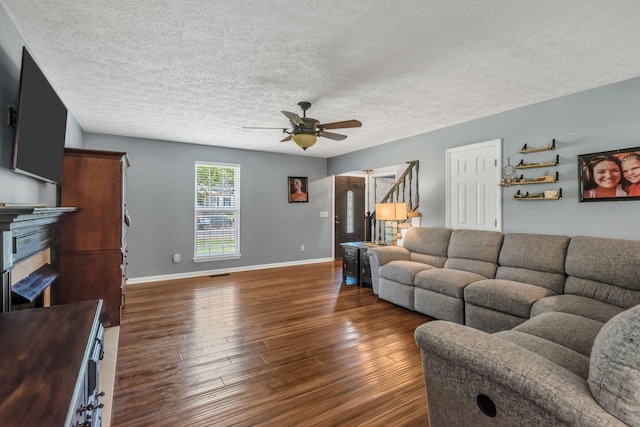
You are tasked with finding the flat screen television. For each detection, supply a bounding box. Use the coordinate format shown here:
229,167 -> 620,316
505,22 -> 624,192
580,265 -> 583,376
12,47 -> 68,184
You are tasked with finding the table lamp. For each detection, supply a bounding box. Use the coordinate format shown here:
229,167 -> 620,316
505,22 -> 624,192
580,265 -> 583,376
375,202 -> 407,245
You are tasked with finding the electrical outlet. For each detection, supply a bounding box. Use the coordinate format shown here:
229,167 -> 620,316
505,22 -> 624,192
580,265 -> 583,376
300,244 -> 305,252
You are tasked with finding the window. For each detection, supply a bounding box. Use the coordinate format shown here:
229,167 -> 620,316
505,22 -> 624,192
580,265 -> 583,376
346,190 -> 354,233
195,162 -> 240,260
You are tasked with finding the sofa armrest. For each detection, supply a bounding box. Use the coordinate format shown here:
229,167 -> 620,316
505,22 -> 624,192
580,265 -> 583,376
368,247 -> 410,295
414,321 -> 625,427
368,246 -> 410,266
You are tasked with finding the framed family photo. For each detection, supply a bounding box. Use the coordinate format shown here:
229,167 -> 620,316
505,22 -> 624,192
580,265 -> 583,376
578,146 -> 640,202
288,176 -> 308,203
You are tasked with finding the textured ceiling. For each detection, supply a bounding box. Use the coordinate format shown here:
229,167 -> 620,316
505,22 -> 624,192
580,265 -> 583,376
2,1 -> 640,158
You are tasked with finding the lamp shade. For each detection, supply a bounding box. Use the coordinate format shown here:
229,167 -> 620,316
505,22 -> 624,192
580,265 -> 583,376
292,133 -> 317,150
375,202 -> 407,220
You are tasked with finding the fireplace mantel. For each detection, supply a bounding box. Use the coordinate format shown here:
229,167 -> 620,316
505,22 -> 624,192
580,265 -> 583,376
0,206 -> 76,311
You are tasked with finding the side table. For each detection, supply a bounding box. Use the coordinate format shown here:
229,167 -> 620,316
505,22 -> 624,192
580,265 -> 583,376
340,242 -> 380,287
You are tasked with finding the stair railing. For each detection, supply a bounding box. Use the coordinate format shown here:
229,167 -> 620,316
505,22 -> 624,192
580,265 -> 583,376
368,160 -> 419,243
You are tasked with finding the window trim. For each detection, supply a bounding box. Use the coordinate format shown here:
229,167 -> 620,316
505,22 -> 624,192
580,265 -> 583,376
194,161 -> 241,261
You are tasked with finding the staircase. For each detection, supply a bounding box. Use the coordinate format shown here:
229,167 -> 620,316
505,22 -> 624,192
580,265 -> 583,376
366,160 -> 419,243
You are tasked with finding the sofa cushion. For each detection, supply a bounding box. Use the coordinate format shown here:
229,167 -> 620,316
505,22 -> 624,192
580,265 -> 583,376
496,266 -> 566,294
447,229 -> 503,262
415,269 -> 486,298
465,279 -> 555,318
411,252 -> 448,269
402,227 -> 452,268
565,236 -> 640,310
512,312 -> 604,357
564,276 -> 640,310
443,229 -> 503,277
379,260 -> 435,285
566,236 -> 640,291
531,294 -> 625,323
496,330 -> 590,379
498,233 -> 570,274
495,233 -> 570,294
444,257 -> 497,279
588,304 -> 640,426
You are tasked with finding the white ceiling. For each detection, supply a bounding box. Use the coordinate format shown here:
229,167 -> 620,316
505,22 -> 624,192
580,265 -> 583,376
2,1 -> 640,158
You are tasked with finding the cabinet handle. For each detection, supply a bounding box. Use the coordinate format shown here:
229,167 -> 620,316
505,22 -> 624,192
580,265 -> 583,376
78,402 -> 103,413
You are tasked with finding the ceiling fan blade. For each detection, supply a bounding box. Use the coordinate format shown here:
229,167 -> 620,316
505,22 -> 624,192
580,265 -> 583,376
318,119 -> 362,130
242,126 -> 288,130
280,135 -> 292,142
281,111 -> 304,126
319,131 -> 348,141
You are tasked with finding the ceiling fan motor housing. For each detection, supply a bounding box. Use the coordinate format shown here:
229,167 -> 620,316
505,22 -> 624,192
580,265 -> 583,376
296,118 -> 320,134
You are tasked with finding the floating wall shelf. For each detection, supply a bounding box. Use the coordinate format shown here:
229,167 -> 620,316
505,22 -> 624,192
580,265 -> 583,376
514,188 -> 562,200
515,154 -> 560,170
510,171 -> 559,186
519,139 -> 556,154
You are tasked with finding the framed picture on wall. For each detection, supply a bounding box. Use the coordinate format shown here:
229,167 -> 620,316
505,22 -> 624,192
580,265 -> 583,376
288,176 -> 308,203
578,146 -> 640,202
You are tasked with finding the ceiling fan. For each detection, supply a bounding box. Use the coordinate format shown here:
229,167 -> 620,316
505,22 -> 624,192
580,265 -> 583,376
244,102 -> 362,150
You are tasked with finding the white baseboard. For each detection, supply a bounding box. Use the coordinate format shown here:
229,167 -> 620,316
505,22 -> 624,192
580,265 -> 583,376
126,257 -> 334,285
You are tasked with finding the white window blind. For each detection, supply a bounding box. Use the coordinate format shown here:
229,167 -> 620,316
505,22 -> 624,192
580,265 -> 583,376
194,162 -> 240,260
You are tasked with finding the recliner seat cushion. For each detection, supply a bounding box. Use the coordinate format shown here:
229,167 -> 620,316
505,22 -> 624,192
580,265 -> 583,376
495,330 -> 590,379
465,279 -> 555,318
415,269 -> 486,299
512,312 -> 604,357
379,260 -> 435,285
531,294 -> 624,323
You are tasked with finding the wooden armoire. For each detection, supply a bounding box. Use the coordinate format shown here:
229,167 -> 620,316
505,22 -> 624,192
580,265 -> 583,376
60,148 -> 129,326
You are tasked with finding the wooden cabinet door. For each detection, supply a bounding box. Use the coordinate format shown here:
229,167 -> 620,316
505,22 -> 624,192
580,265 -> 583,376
61,153 -> 124,251
59,250 -> 123,326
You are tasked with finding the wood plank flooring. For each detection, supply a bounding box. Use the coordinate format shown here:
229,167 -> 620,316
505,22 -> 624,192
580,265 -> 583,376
111,260 -> 432,426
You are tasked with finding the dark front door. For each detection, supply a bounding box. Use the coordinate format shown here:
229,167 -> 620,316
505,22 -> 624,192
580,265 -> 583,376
334,175 -> 366,257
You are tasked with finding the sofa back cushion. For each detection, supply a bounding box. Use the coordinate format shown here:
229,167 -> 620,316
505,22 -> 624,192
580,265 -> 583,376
496,233 -> 570,293
588,304 -> 640,426
403,227 -> 452,269
565,236 -> 640,309
443,229 -> 504,278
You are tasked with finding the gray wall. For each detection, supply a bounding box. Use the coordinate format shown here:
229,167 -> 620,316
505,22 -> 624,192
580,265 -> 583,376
5,0 -> 640,282
84,133 -> 332,280
0,5 -> 83,206
328,77 -> 640,241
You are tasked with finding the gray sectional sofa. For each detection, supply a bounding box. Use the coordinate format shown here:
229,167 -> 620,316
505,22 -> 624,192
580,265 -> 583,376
368,227 -> 640,426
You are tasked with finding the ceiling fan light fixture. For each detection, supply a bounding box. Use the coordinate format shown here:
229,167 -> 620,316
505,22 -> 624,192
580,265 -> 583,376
292,133 -> 317,150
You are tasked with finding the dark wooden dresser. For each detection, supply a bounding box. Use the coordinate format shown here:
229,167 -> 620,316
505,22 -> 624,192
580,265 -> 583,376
340,241 -> 379,286
60,148 -> 129,326
0,300 -> 104,427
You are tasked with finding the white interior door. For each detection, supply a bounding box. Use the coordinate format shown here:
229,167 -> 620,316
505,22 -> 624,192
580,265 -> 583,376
446,139 -> 502,231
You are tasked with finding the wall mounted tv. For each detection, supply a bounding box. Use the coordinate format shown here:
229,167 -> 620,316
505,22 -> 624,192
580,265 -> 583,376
11,47 -> 68,184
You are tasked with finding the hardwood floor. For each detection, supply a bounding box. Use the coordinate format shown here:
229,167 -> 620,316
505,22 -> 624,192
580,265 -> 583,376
111,260 -> 432,426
